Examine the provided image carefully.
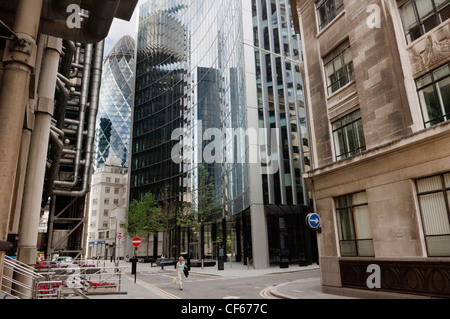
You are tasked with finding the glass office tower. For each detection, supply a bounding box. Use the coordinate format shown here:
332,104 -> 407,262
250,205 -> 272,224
132,0 -> 249,259
248,0 -> 315,265
131,1 -> 188,204
131,0 -> 316,267
94,35 -> 136,170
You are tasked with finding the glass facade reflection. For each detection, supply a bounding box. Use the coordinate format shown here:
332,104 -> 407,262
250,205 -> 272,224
131,3 -> 187,202
94,35 -> 135,169
248,0 -> 315,265
131,0 -> 249,211
251,0 -> 311,206
131,0 -> 317,266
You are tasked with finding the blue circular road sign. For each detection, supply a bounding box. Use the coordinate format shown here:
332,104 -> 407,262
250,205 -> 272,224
306,213 -> 321,229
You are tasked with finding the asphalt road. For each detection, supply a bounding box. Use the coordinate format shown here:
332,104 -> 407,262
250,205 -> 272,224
133,268 -> 321,299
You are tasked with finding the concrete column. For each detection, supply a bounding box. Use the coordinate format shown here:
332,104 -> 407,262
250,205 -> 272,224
0,0 -> 43,280
250,204 -> 270,269
17,36 -> 62,265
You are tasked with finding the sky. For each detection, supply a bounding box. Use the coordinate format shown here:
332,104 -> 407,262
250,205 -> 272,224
104,0 -> 147,57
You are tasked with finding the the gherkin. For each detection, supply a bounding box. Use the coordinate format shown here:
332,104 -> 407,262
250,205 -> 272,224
94,35 -> 136,170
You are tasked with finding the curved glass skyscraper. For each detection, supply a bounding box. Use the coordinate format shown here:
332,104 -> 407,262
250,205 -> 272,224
94,35 -> 136,170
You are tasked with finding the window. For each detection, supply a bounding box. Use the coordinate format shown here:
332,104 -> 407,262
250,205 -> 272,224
416,172 -> 450,257
332,109 -> 366,161
113,199 -> 119,205
105,187 -> 110,194
399,0 -> 450,44
324,46 -> 354,95
104,198 -> 109,205
114,188 -> 120,194
115,178 -> 121,184
104,209 -> 109,216
316,0 -> 344,31
416,63 -> 450,128
106,177 -> 111,183
335,192 -> 374,257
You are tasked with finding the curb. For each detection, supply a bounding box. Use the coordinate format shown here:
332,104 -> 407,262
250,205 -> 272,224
269,277 -> 322,300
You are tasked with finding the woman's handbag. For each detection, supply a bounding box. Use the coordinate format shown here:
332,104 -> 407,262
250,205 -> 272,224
172,277 -> 178,284
183,265 -> 189,278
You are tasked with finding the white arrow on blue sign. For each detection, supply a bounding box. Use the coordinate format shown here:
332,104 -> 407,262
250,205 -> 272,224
306,213 -> 321,229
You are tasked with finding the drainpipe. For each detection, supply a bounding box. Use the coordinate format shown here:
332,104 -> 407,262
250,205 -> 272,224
0,0 -> 43,281
17,35 -> 62,267
53,41 -> 104,197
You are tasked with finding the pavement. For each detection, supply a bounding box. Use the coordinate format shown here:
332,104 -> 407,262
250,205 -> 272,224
81,260 -> 355,300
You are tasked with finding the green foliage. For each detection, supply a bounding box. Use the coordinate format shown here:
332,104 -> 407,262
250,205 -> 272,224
124,192 -> 162,239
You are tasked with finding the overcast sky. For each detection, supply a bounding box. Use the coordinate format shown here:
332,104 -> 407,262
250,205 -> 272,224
104,0 -> 146,56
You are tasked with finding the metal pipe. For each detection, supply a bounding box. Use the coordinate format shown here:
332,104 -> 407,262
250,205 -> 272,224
50,124 -> 64,138
43,76 -> 69,203
53,43 -> 93,188
49,129 -> 63,148
53,41 -> 104,197
17,35 -> 62,268
70,43 -> 82,78
0,0 -> 44,283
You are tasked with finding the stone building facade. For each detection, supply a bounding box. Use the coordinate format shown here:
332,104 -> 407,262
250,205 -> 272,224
291,0 -> 450,298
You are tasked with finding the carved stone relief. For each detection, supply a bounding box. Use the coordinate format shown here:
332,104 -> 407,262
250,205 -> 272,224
407,22 -> 450,77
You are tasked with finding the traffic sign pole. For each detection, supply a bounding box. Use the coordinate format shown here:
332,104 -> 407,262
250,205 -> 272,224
131,236 -> 141,283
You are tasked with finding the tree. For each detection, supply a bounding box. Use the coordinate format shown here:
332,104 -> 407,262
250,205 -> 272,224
124,193 -> 162,257
178,164 -> 216,260
158,185 -> 180,256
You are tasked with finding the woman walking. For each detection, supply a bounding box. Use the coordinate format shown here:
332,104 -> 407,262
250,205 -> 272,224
175,256 -> 186,290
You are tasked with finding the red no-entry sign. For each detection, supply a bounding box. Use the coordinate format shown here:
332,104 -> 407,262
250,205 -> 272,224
132,236 -> 141,247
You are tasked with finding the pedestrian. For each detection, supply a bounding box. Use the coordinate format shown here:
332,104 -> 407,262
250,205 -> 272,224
160,254 -> 165,270
175,256 -> 186,290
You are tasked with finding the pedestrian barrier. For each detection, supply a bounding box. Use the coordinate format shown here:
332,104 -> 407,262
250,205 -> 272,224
1,256 -> 126,299
1,256 -> 43,299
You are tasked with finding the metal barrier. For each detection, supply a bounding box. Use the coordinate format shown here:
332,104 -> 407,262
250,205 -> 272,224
2,256 -> 126,299
35,260 -> 126,298
1,256 -> 43,299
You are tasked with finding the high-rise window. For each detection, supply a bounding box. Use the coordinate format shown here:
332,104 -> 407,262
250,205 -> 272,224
324,45 -> 354,95
416,172 -> 450,257
335,192 -> 374,257
332,109 -> 366,161
316,0 -> 344,31
416,63 -> 450,128
399,0 -> 450,44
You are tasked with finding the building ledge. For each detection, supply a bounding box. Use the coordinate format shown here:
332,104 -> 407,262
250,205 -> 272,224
304,120 -> 450,179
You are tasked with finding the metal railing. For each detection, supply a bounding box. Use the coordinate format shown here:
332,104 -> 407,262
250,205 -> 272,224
2,257 -> 126,299
1,256 -> 43,299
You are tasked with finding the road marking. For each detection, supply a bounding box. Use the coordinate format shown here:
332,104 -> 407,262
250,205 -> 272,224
123,274 -> 181,299
223,295 -> 241,299
260,286 -> 280,299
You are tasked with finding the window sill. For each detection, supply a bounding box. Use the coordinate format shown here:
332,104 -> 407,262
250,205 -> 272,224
316,10 -> 346,39
326,80 -> 356,100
